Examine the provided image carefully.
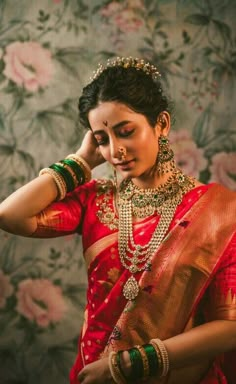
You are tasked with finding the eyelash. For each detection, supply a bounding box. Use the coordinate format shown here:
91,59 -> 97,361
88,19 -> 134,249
96,129 -> 134,146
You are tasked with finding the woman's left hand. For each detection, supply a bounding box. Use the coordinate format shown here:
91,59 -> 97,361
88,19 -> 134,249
77,357 -> 114,384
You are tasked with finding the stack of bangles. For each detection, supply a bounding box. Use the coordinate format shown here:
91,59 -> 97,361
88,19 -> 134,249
108,338 -> 169,383
39,154 -> 91,200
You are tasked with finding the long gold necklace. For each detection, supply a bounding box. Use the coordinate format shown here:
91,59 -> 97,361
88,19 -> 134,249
117,170 -> 195,301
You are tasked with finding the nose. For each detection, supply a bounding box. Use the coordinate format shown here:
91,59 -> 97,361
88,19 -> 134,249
110,137 -> 121,159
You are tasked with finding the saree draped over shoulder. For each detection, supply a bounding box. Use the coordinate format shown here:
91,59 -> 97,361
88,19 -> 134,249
33,180 -> 236,384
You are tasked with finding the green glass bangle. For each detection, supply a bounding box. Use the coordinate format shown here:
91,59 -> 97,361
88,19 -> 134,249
50,163 -> 75,192
143,344 -> 159,376
128,347 -> 143,380
60,158 -> 85,185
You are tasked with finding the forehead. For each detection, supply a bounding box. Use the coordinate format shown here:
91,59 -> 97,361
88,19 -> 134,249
88,101 -> 138,129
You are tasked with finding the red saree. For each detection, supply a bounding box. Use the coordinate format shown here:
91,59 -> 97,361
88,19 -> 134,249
33,180 -> 236,383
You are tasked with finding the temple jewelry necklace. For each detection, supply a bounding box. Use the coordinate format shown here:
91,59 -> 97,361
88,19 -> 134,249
117,169 -> 196,301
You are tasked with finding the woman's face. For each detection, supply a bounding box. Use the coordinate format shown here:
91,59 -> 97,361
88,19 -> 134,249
88,101 -> 168,181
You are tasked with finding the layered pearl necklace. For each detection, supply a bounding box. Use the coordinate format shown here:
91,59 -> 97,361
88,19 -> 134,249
117,170 -> 196,301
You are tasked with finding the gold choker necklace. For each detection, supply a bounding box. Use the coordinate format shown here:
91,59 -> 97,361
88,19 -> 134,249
117,170 -> 196,301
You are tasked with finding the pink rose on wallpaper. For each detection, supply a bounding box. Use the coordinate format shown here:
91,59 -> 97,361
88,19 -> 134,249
3,41 -> 54,92
100,2 -> 143,32
100,2 -> 121,16
16,278 -> 67,327
128,0 -> 144,9
170,130 -> 207,178
209,152 -> 236,190
0,270 -> 14,309
114,10 -> 143,32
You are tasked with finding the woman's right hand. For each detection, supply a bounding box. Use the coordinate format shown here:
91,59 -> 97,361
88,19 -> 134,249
75,131 -> 105,170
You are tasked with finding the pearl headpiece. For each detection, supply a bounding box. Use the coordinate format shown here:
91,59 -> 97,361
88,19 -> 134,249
90,56 -> 161,82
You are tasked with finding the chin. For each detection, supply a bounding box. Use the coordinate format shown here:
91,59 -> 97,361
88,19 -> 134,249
119,169 -> 143,179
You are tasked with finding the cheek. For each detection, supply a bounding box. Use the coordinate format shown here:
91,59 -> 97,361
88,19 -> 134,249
99,146 -> 111,161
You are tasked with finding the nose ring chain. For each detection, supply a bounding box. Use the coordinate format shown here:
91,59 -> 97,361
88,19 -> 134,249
118,147 -> 127,161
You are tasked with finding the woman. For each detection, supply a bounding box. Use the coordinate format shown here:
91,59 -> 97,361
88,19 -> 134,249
0,57 -> 235,384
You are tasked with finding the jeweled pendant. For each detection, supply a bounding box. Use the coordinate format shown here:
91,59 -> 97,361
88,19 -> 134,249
123,275 -> 139,301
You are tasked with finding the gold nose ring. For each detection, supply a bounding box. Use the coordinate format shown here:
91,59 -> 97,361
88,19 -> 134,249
118,147 -> 127,161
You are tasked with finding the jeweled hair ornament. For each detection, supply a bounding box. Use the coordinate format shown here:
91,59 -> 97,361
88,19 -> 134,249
90,56 -> 161,82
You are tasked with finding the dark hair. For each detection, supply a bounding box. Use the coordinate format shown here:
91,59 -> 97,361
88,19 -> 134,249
78,65 -> 172,129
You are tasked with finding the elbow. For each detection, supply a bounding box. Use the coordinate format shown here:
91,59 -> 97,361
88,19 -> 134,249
0,208 -> 13,233
0,206 -> 37,236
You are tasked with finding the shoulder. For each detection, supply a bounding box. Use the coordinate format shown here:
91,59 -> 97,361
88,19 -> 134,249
208,183 -> 236,204
95,178 -> 114,195
70,178 -> 114,201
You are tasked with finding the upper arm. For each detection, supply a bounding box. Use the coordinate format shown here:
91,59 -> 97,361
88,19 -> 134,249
32,180 -> 97,238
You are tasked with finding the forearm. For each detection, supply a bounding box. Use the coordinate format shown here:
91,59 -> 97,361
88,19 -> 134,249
0,174 -> 57,236
164,319 -> 236,369
121,320 -> 236,375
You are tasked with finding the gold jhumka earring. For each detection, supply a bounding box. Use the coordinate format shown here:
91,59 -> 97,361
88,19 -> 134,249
156,135 -> 176,174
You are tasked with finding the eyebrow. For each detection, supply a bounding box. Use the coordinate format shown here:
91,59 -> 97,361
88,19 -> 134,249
93,120 -> 132,135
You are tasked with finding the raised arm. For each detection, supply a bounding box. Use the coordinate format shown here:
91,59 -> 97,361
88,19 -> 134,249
0,131 -> 104,237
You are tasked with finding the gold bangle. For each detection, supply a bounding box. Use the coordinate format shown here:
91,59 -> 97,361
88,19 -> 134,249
150,338 -> 169,377
108,351 -> 127,384
149,340 -> 162,375
134,344 -> 149,378
39,167 -> 67,200
66,154 -> 91,182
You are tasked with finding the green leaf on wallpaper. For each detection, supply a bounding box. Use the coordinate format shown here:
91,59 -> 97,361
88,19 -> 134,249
212,65 -> 226,87
192,104 -> 213,147
0,237 -> 17,273
227,172 -> 236,182
144,37 -> 153,47
38,10 -> 50,23
64,284 -> 87,306
16,150 -> 35,174
49,248 -> 61,260
185,14 -> 210,26
212,19 -> 232,45
199,169 -> 211,184
3,81 -> 17,94
62,99 -> 78,121
0,59 -> 5,72
34,112 -> 61,144
0,73 -> 5,84
54,48 -> 83,78
0,144 -> 14,155
156,31 -> 168,39
182,30 -> 191,44
0,106 -> 5,130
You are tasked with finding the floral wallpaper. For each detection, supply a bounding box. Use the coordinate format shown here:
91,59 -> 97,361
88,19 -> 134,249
0,0 -> 235,383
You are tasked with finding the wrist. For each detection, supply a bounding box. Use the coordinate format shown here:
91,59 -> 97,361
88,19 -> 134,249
120,350 -> 131,377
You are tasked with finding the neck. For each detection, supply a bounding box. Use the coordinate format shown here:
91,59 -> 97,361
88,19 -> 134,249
131,170 -> 175,190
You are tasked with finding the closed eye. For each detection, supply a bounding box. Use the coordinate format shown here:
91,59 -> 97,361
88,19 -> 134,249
118,128 -> 135,137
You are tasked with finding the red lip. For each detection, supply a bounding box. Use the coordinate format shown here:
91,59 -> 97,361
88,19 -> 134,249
114,159 -> 135,170
114,159 -> 134,166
